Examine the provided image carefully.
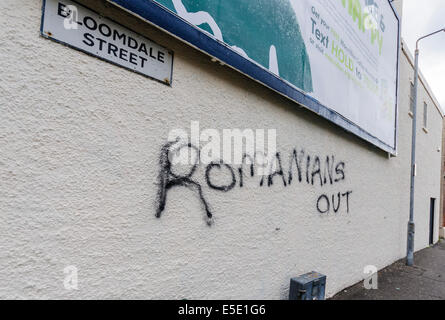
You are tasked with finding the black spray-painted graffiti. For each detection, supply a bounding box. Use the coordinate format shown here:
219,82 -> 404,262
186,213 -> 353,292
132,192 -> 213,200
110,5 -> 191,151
156,140 -> 352,224
156,140 -> 213,220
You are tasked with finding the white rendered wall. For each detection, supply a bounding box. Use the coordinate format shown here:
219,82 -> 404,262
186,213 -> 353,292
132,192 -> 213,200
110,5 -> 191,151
0,0 -> 442,299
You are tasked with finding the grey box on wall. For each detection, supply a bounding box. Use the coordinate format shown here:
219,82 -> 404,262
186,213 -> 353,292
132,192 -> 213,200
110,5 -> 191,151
289,272 -> 326,300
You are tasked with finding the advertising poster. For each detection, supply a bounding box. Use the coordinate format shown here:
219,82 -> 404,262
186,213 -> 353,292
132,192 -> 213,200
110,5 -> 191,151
110,0 -> 400,153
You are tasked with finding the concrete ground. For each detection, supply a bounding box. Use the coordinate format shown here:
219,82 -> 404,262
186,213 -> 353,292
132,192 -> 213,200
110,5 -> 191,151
332,240 -> 445,300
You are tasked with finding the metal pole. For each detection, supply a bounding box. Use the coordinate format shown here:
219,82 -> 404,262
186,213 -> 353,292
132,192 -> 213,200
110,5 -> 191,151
406,47 -> 419,266
406,28 -> 445,266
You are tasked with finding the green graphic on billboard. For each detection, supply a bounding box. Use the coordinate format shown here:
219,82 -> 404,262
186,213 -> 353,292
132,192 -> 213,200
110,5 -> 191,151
155,0 -> 313,92
137,0 -> 399,153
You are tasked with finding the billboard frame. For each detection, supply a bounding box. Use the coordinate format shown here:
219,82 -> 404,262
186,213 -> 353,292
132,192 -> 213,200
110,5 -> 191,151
108,0 -> 400,155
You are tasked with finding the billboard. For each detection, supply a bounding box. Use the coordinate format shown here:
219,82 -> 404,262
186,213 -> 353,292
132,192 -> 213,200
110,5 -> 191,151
109,0 -> 400,153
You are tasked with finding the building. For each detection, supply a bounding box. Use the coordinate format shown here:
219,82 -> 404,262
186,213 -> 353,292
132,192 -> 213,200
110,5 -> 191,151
399,38 -> 444,246
441,118 -> 445,235
0,0 -> 443,299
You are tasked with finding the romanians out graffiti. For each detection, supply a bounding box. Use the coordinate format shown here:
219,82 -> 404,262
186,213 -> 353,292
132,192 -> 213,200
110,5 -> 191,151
156,139 -> 352,226
154,0 -> 313,92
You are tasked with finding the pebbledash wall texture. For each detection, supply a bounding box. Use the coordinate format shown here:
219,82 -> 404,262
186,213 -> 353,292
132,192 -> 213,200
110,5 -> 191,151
0,0 -> 443,299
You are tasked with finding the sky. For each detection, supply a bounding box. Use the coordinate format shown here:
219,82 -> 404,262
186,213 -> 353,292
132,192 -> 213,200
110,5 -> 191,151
402,0 -> 445,112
